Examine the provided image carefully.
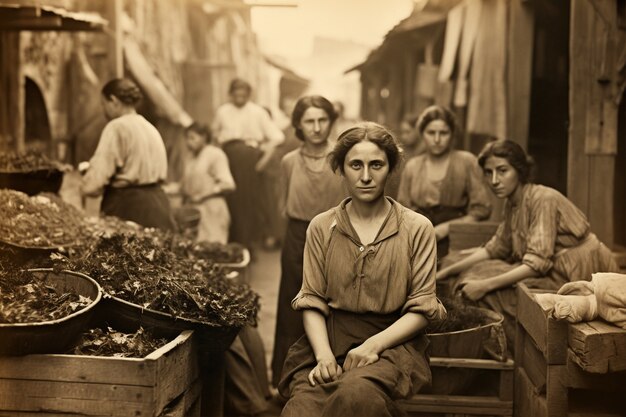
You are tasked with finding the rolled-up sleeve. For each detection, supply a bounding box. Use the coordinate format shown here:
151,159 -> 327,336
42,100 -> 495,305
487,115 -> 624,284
466,157 -> 492,220
522,196 -> 558,274
81,123 -> 119,196
291,218 -> 330,316
402,219 -> 447,321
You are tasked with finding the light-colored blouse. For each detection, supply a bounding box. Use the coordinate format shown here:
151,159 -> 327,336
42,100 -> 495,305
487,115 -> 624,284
211,102 -> 284,146
292,198 -> 447,321
181,145 -> 235,201
485,184 -> 593,275
280,148 -> 346,221
82,114 -> 168,196
397,150 -> 491,219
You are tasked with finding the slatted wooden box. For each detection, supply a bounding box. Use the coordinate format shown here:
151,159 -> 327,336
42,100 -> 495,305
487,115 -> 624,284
401,357 -> 514,416
0,330 -> 199,417
515,284 -> 626,417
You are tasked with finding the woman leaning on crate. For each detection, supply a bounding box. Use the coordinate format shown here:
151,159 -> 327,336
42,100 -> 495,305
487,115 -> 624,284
437,139 -> 620,345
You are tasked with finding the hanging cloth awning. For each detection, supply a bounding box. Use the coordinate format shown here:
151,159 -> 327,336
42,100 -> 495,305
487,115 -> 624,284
0,4 -> 107,31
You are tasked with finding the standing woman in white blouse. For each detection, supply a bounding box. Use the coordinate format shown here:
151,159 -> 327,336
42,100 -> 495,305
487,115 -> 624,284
212,78 -> 285,248
81,78 -> 176,231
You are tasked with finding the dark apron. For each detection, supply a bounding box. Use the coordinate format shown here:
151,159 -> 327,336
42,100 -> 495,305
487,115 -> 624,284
102,183 -> 176,232
222,140 -> 263,246
417,205 -> 466,259
272,217 -> 310,386
278,309 -> 431,417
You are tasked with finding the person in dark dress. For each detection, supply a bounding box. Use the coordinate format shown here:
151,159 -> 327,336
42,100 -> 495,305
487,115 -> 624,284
211,79 -> 284,248
278,122 -> 446,417
271,95 -> 346,386
397,105 -> 491,258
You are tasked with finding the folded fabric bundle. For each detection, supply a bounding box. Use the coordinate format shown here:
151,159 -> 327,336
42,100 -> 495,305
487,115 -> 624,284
533,273 -> 626,329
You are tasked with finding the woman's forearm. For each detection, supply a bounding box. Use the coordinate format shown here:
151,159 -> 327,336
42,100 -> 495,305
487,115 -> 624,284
303,309 -> 334,361
365,312 -> 429,354
484,264 -> 539,292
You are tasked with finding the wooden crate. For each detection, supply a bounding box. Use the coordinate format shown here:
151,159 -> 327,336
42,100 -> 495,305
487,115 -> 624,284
401,357 -> 514,416
0,330 -> 198,416
449,221 -> 500,251
515,284 -> 626,417
159,379 -> 201,417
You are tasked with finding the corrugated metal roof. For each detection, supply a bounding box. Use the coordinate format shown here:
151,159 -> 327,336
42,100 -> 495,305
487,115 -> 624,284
0,3 -> 107,31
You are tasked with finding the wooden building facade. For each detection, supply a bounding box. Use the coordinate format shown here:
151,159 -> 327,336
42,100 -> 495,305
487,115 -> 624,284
353,0 -> 626,250
0,0 -> 298,181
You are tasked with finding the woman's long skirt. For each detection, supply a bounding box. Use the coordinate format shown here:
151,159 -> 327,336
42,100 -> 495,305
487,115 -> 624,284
222,140 -> 263,246
271,218 -> 310,386
102,184 -> 176,232
278,309 -> 431,417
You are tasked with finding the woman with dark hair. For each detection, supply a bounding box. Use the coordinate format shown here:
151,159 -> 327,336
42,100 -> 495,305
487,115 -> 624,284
397,105 -> 491,258
278,122 -> 446,417
271,95 -> 347,386
181,122 -> 235,244
81,78 -> 176,231
212,78 -> 284,247
437,139 -> 619,344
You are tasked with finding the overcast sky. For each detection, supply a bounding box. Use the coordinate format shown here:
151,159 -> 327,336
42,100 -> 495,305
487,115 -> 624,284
250,0 -> 414,58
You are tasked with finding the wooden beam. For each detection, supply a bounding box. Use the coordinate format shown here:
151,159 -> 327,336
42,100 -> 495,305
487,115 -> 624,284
568,0 -> 592,213
429,357 -> 514,370
0,16 -> 63,30
104,0 -> 123,78
507,0 -> 534,149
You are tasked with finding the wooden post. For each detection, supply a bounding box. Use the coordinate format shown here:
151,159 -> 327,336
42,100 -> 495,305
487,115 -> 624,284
105,0 -> 123,79
507,0 -> 534,149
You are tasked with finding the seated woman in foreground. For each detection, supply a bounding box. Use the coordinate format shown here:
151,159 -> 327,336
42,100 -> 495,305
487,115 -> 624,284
437,139 -> 619,344
278,122 -> 446,417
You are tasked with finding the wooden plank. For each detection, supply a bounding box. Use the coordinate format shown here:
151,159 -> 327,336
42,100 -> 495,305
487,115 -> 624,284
159,379 -> 202,417
568,320 -> 626,373
153,331 -> 198,413
0,396 -> 154,417
0,355 -> 157,386
588,155 -> 616,247
401,395 -> 512,415
0,380 -> 152,408
498,369 -> 514,402
429,357 -> 514,371
568,0 -> 592,216
515,367 -> 548,417
566,350 -> 626,391
520,332 -> 547,394
516,284 -> 568,364
546,365 -> 568,417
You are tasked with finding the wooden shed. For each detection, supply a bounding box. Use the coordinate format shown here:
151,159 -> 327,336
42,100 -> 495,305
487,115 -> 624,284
352,0 -> 626,253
